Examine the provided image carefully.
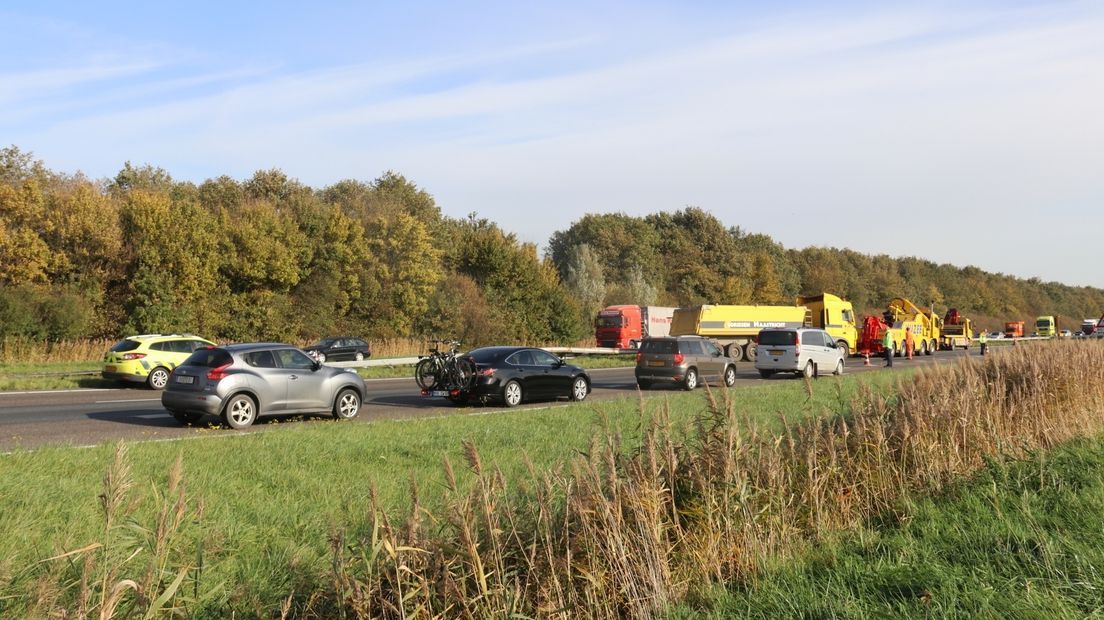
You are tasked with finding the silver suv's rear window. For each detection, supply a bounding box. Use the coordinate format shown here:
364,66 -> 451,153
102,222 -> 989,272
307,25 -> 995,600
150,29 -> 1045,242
640,340 -> 678,354
758,330 -> 797,346
183,348 -> 231,368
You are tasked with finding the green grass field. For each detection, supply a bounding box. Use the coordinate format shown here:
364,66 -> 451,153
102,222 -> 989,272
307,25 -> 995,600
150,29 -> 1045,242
0,373 -> 882,616
669,435 -> 1104,618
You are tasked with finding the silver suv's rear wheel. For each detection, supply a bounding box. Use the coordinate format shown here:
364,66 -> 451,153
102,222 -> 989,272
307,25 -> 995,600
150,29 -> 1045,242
223,394 -> 257,430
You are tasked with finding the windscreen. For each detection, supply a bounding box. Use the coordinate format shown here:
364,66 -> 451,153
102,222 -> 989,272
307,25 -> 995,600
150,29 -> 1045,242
1035,319 -> 1050,328
757,330 -> 797,346
182,348 -> 232,368
596,317 -> 623,328
109,339 -> 141,352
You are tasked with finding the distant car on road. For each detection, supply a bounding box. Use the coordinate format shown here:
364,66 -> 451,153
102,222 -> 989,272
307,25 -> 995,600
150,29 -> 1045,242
102,334 -> 217,390
459,346 -> 590,407
302,337 -> 371,363
755,328 -> 844,379
635,335 -> 737,390
161,343 -> 366,429
1060,329 -> 1073,338
988,332 -> 1004,339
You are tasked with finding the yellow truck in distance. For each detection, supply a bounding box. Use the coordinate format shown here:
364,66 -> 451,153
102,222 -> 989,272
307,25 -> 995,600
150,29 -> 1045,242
669,292 -> 858,362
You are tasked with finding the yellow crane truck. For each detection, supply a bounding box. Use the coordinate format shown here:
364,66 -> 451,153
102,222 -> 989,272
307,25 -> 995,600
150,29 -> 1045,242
669,292 -> 858,362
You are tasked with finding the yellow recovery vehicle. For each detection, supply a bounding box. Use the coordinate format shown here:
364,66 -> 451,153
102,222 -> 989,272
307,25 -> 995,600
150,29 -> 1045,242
938,308 -> 974,350
669,292 -> 858,362
857,298 -> 942,357
887,298 -> 941,355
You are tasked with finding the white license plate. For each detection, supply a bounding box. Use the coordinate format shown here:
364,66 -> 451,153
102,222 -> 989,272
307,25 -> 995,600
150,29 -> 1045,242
647,360 -> 665,367
768,350 -> 783,356
176,375 -> 194,384
429,390 -> 449,397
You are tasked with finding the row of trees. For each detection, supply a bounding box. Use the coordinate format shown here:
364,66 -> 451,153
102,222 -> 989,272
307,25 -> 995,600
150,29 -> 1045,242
3,145 -> 1102,346
548,211 -> 1104,329
0,147 -> 585,346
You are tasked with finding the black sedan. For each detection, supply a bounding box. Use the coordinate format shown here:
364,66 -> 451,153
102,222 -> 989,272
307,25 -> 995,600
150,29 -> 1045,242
303,337 -> 372,363
462,346 -> 590,407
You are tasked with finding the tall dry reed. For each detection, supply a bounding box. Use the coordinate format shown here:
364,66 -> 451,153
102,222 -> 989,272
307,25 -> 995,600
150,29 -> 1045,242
323,340 -> 1104,619
0,337 -> 114,364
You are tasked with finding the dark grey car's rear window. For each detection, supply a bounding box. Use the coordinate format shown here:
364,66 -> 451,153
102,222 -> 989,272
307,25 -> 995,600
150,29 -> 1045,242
758,330 -> 797,346
680,340 -> 704,355
183,348 -> 231,368
640,340 -> 677,354
110,339 -> 141,352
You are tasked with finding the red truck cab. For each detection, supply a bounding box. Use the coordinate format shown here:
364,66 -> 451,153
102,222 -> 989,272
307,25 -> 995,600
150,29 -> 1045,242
595,305 -> 642,349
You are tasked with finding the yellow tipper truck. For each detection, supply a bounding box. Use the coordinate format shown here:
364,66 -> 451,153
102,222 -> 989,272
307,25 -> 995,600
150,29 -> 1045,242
670,292 -> 857,362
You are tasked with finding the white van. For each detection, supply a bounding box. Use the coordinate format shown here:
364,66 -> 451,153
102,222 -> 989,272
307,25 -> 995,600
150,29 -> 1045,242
755,328 -> 844,379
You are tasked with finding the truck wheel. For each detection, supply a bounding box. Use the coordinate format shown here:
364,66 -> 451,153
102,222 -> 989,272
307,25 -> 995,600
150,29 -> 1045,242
726,344 -> 743,362
744,344 -> 757,363
927,339 -> 936,355
836,340 -> 849,358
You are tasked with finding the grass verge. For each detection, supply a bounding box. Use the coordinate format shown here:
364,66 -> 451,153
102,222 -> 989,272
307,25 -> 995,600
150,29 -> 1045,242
669,435 -> 1104,617
0,372 -> 880,617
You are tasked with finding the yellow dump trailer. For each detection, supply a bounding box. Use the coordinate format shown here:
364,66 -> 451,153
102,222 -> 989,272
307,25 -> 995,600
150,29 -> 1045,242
670,292 -> 857,361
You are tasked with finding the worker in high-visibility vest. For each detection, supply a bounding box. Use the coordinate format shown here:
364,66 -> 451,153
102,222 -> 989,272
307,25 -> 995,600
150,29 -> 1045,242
979,330 -> 987,356
883,329 -> 894,367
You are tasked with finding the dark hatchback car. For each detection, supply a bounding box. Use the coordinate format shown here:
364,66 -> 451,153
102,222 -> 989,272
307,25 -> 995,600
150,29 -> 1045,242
635,336 -> 738,390
303,337 -> 371,363
161,343 -> 366,429
460,346 -> 590,407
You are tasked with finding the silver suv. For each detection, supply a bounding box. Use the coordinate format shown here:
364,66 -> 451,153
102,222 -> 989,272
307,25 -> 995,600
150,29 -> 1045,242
161,343 -> 367,429
755,328 -> 844,379
635,336 -> 737,390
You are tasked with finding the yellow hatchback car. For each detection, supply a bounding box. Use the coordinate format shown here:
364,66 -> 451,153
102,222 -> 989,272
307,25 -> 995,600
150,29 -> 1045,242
102,334 -> 217,389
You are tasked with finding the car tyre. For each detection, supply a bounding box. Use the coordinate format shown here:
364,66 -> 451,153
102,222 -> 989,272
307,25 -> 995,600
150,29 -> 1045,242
332,388 -> 361,420
637,379 -> 652,390
354,352 -> 364,362
683,368 -> 698,391
758,369 -> 774,379
723,365 -> 737,387
801,361 -> 815,379
928,339 -> 937,355
222,394 -> 257,430
147,367 -> 170,390
834,359 -> 844,376
570,376 -> 589,401
503,380 -> 523,408
170,410 -> 203,425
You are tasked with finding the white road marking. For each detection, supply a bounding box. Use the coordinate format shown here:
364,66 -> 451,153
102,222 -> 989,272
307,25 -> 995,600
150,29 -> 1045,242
94,398 -> 161,404
0,388 -> 116,396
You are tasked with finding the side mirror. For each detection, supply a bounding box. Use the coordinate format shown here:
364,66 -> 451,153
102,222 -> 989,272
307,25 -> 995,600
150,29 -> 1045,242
312,360 -> 322,371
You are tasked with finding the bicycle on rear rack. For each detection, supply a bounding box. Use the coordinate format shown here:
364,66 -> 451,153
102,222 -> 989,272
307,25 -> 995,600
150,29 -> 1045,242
415,340 -> 476,402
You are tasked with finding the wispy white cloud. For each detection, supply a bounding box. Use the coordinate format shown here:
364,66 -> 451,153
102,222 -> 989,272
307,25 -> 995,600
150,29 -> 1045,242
6,2 -> 1104,286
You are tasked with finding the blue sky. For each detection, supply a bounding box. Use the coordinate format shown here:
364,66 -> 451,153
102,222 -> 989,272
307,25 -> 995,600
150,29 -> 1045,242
2,1 -> 1102,287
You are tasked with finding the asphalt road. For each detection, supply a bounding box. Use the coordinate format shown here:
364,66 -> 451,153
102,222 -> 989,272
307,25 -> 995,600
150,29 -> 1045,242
0,350 -> 974,452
